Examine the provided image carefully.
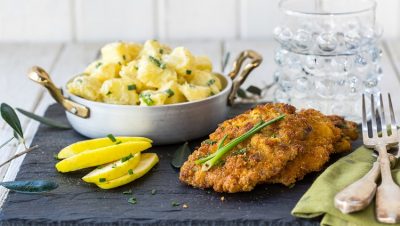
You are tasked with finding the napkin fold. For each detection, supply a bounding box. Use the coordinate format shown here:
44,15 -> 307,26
292,146 -> 400,226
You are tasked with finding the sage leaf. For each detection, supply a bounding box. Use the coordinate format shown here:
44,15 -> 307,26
0,180 -> 58,193
16,108 -> 71,129
237,88 -> 247,98
246,85 -> 262,96
171,142 -> 191,169
1,103 -> 24,140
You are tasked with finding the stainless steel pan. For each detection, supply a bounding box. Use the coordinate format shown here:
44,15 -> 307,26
28,50 -> 262,145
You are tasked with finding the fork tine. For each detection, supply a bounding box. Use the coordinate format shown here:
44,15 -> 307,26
379,93 -> 387,137
371,94 -> 379,138
362,94 -> 369,140
388,93 -> 398,136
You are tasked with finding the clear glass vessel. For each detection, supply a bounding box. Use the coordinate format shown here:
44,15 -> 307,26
273,0 -> 382,121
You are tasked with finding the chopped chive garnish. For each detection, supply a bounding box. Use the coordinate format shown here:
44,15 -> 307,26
99,178 -> 106,183
123,189 -> 132,195
186,70 -> 192,75
148,56 -> 166,69
95,62 -> 102,68
127,84 -> 136,91
159,49 -> 164,54
53,153 -> 59,160
121,153 -> 133,163
122,55 -> 126,60
97,165 -> 104,169
151,189 -> 157,195
134,66 -> 139,70
128,169 -> 134,175
160,63 -> 167,69
140,93 -> 154,106
165,89 -> 174,98
128,197 -> 137,204
207,79 -> 216,86
107,134 -> 117,142
106,91 -> 112,95
112,163 -> 117,168
115,140 -> 122,144
171,201 -> 180,207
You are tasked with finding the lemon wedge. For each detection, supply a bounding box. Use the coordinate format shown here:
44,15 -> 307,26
95,153 -> 159,189
57,137 -> 152,159
55,141 -> 151,172
82,152 -> 141,183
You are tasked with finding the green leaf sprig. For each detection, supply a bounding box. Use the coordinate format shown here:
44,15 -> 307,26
16,108 -> 71,129
171,142 -> 192,169
0,180 -> 58,193
196,114 -> 285,171
1,103 -> 24,144
0,103 -> 40,168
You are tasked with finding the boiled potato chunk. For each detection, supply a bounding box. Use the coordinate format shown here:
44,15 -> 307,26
72,40 -> 219,105
137,56 -> 177,88
159,81 -> 186,104
95,153 -> 159,189
82,152 -> 141,183
139,40 -> 171,58
67,75 -> 102,101
55,141 -> 151,172
189,70 -> 222,94
179,83 -> 211,101
164,47 -> 195,76
119,60 -> 146,91
86,61 -> 121,82
195,55 -> 213,72
139,90 -> 168,106
101,42 -> 142,64
58,137 -> 152,159
100,78 -> 139,105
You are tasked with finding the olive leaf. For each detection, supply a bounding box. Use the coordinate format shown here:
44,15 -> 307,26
171,142 -> 192,169
246,85 -> 262,96
237,88 -> 248,98
0,180 -> 58,193
16,108 -> 71,129
1,103 -> 24,140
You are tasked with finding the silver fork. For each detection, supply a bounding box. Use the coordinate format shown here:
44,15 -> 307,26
365,93 -> 400,223
334,94 -> 399,215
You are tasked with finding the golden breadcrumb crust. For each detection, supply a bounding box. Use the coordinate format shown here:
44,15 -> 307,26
179,103 -> 358,193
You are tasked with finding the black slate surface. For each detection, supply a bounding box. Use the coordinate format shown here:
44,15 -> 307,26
0,104 -> 360,226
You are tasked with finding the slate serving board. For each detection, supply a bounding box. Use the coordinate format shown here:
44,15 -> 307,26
0,104 -> 361,226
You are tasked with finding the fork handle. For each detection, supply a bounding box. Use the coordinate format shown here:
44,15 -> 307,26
334,161 -> 380,213
376,144 -> 400,224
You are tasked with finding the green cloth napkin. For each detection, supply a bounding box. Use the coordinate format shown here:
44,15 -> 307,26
292,146 -> 400,226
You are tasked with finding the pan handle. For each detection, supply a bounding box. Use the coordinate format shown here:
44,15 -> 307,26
28,66 -> 90,118
227,50 -> 263,106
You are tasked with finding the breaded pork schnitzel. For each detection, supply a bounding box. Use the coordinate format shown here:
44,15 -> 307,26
179,103 -> 358,193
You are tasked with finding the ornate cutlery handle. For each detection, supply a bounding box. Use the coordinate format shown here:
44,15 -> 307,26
376,144 -> 400,224
334,161 -> 380,213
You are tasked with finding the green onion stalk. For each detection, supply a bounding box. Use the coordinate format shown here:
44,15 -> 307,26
197,114 -> 285,171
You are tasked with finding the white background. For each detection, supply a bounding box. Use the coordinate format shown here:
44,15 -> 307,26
0,0 -> 398,42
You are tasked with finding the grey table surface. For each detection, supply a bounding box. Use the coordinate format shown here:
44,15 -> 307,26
0,104 -> 324,226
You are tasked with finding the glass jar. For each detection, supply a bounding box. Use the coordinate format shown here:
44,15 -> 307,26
273,0 -> 382,121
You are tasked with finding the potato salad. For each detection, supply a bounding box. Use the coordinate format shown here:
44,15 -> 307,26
67,40 -> 223,106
